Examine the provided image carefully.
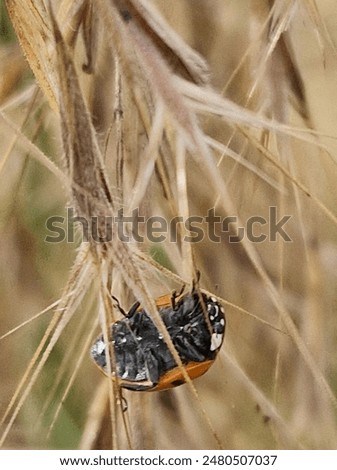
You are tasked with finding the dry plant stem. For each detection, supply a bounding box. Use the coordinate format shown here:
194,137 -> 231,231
127,0 -> 210,85
5,0 -> 59,111
304,0 -> 337,56
126,100 -> 165,211
0,112 -> 70,188
175,76 -> 334,147
50,10 -> 113,219
113,57 -> 124,199
272,172 -> 285,407
207,135 -> 286,193
222,6 -> 270,99
0,300 -> 59,341
96,262 -> 118,449
96,262 -> 133,450
249,0 -> 297,104
0,87 -> 40,176
175,135 -> 194,280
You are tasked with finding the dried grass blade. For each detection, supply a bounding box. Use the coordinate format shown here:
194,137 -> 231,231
206,135 -> 286,193
126,100 -> 165,211
127,0 -> 210,84
49,7 -> 112,223
5,0 -> 58,111
0,299 -> 59,341
0,111 -> 70,188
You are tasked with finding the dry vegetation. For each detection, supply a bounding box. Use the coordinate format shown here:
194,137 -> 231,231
1,0 -> 337,450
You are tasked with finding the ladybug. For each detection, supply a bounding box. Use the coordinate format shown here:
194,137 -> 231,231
91,286 -> 225,391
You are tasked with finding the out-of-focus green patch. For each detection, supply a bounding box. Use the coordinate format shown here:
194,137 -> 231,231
12,122 -> 74,296
26,291 -> 96,450
37,346 -> 84,449
0,2 -> 16,44
149,244 -> 174,272
48,405 -> 82,449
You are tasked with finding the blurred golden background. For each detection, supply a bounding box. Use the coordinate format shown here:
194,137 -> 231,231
1,0 -> 337,450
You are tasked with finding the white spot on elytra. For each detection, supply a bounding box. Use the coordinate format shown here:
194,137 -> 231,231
95,339 -> 106,355
220,318 -> 225,325
210,333 -> 223,351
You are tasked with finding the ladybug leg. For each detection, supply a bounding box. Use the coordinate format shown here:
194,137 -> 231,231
127,301 -> 141,318
111,296 -> 141,318
191,270 -> 201,292
111,295 -> 127,317
118,393 -> 128,412
191,270 -> 206,314
171,284 -> 186,310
